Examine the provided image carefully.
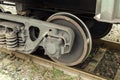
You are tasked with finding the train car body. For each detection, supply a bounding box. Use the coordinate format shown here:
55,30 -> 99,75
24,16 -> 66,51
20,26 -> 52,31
2,0 -> 96,14
95,0 -> 120,23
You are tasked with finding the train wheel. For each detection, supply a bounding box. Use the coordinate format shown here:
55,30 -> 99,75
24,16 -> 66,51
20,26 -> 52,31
46,12 -> 92,66
84,20 -> 112,39
89,22 -> 112,39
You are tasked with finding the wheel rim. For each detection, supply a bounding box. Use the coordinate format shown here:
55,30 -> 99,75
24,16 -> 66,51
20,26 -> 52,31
47,12 -> 92,66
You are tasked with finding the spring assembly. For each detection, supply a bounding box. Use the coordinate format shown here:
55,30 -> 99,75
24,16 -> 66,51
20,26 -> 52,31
6,27 -> 18,50
18,27 -> 25,48
0,21 -> 25,51
18,35 -> 25,47
0,35 -> 6,47
0,26 -> 5,47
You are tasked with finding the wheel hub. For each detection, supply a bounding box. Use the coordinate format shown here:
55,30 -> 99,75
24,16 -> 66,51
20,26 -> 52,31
43,36 -> 65,58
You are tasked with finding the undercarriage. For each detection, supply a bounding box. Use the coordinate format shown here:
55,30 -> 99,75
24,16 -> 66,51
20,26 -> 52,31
0,0 -> 113,66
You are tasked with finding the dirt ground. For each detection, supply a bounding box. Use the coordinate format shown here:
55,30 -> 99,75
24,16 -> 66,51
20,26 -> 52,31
94,49 -> 120,79
102,24 -> 120,43
93,25 -> 120,80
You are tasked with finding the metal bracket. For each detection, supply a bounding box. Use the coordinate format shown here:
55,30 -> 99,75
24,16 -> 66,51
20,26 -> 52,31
0,12 -> 75,55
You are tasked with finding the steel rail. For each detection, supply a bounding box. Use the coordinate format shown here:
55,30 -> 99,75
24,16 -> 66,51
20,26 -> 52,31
0,47 -> 105,80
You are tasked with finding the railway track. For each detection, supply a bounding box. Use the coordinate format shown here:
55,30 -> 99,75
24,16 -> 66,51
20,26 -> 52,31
74,39 -> 120,80
0,39 -> 120,80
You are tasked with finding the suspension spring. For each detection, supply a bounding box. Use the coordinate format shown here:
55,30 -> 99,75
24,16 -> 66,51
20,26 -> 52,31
6,31 -> 18,50
0,34 -> 5,47
18,37 -> 24,46
18,29 -> 25,47
0,26 -> 5,47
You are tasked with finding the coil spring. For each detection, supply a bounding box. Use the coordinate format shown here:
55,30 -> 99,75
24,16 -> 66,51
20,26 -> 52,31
18,37 -> 24,46
18,31 -> 25,47
0,26 -> 5,47
0,35 -> 5,47
6,29 -> 18,50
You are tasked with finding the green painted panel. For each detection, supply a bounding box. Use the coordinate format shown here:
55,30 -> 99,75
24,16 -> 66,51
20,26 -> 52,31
101,0 -> 114,20
117,0 -> 120,18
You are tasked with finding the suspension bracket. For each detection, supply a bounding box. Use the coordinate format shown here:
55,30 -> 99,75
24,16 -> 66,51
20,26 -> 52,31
0,12 -> 75,56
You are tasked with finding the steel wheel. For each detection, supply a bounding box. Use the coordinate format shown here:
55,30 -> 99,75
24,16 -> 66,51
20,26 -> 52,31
46,12 -> 92,66
89,22 -> 112,39
84,19 -> 112,39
